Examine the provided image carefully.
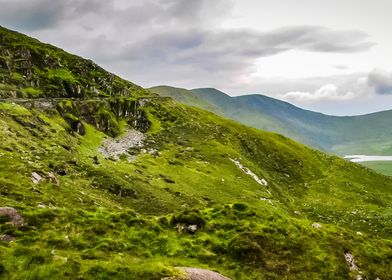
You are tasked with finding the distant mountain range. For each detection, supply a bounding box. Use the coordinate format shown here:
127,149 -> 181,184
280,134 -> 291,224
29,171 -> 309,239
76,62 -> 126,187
150,86 -> 392,155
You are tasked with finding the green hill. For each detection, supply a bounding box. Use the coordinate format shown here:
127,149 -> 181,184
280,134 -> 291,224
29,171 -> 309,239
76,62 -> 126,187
1,26 -> 392,279
151,86 -> 392,156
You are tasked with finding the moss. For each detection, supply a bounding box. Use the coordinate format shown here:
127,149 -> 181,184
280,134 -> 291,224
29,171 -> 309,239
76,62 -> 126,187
228,233 -> 264,264
46,68 -> 77,83
21,87 -> 42,98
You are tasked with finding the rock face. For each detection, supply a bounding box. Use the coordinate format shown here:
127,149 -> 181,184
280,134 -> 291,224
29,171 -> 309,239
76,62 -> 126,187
55,98 -> 151,136
0,26 -> 146,99
0,207 -> 23,227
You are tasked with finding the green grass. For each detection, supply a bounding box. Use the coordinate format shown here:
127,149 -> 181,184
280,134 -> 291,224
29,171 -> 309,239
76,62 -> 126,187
0,102 -> 31,115
46,68 -> 77,83
1,98 -> 392,279
152,86 -> 392,161
361,161 -> 392,176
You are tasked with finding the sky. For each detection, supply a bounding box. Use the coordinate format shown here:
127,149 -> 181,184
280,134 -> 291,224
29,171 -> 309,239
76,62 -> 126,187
1,0 -> 392,115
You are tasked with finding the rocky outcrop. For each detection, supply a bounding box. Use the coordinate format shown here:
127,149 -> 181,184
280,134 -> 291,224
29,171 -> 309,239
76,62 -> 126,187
0,26 -> 147,99
31,172 -> 44,184
0,96 -> 152,136
56,98 -> 150,136
0,207 -> 23,227
162,268 -> 231,280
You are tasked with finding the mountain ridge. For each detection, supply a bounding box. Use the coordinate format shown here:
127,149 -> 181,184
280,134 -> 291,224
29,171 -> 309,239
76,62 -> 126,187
151,85 -> 392,156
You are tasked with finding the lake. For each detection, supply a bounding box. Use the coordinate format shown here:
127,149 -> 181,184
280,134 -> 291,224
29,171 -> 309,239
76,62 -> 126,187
344,155 -> 392,163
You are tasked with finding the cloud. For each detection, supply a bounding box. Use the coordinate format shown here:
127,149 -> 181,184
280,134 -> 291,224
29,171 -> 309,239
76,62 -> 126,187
0,0 -> 65,30
279,84 -> 358,103
0,0 -> 231,31
368,69 -> 392,94
0,0 -> 375,87
276,70 -> 392,105
0,0 -> 381,114
89,25 -> 373,89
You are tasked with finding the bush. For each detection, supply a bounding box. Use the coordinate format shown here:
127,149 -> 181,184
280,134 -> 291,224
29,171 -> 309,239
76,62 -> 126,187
232,202 -> 249,212
21,87 -> 42,98
0,263 -> 6,275
171,210 -> 206,227
228,232 -> 265,264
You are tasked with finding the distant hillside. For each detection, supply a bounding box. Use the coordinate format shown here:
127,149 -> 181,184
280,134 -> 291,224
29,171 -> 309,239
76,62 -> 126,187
151,86 -> 392,155
149,85 -> 222,114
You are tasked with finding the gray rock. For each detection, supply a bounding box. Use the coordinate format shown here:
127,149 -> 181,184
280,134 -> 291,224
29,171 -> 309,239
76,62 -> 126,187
0,234 -> 15,242
0,207 -> 23,227
175,267 -> 232,280
187,224 -> 198,233
47,172 -> 60,187
31,172 -> 43,184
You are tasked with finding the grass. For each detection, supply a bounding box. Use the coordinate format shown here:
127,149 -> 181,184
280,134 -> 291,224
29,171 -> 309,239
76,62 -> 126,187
152,86 -> 392,168
1,98 -> 392,279
361,161 -> 392,176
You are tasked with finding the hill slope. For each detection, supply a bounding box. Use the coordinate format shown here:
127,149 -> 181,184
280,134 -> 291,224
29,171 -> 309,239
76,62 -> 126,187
152,86 -> 392,156
1,26 -> 392,280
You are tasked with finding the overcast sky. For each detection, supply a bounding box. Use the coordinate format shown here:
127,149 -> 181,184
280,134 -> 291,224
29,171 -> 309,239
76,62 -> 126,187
1,0 -> 392,115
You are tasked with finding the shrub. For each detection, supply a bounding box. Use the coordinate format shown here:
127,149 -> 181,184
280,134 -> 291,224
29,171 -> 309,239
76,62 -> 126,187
228,232 -> 265,264
232,202 -> 249,212
21,87 -> 42,98
171,210 -> 206,227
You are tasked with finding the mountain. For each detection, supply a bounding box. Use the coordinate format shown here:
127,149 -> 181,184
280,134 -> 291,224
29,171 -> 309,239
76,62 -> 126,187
151,86 -> 392,156
150,86 -> 290,141
1,26 -> 392,279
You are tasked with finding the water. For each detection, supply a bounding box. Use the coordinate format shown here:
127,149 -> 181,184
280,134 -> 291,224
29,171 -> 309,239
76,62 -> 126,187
344,155 -> 392,162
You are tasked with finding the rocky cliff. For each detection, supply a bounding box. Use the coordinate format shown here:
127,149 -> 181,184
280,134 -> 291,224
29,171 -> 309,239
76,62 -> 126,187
0,26 -> 148,99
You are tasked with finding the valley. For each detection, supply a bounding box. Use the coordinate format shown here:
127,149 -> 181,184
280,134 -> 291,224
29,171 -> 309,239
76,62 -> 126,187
151,86 -> 392,176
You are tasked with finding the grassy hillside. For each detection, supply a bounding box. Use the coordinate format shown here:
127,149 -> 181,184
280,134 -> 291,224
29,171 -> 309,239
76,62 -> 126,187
361,161 -> 392,176
152,86 -> 392,156
153,86 -> 392,176
150,86 -> 292,143
1,26 -> 392,279
149,86 -> 222,114
194,88 -> 392,156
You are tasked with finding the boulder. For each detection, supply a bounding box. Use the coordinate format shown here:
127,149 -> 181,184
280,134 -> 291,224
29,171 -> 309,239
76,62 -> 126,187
186,224 -> 198,234
47,172 -> 60,187
31,172 -> 43,184
0,207 -> 23,227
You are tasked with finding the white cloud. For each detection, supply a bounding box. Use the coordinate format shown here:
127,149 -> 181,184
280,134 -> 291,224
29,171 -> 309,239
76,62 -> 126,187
280,84 -> 358,103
